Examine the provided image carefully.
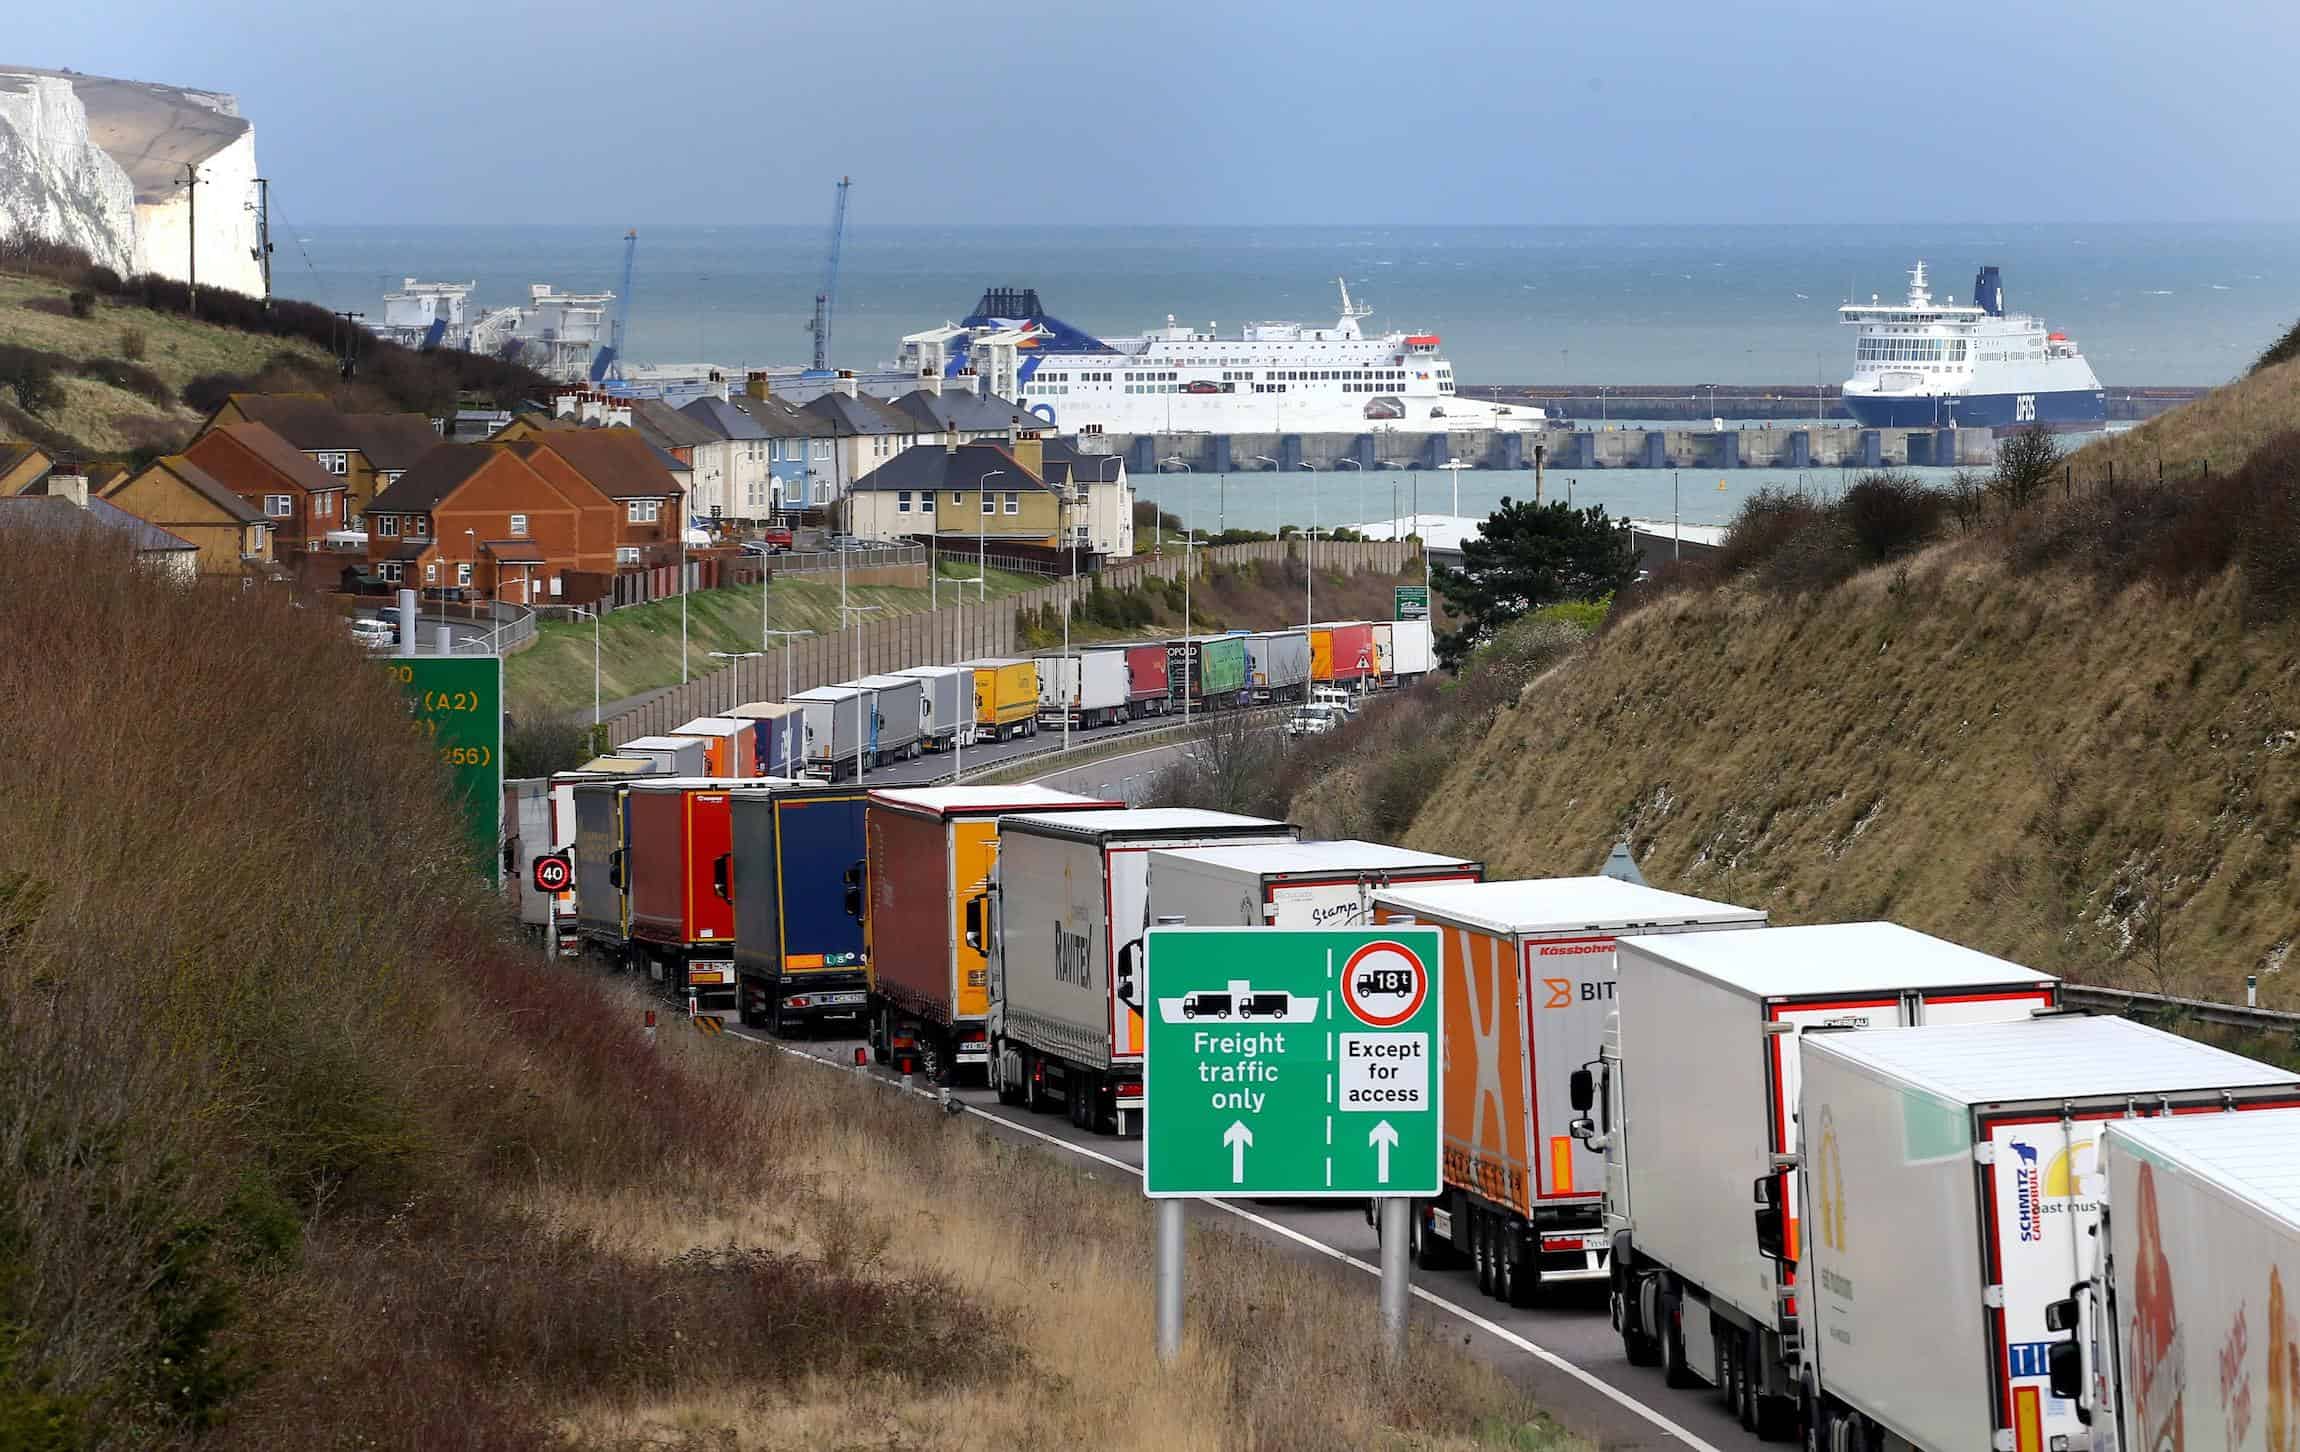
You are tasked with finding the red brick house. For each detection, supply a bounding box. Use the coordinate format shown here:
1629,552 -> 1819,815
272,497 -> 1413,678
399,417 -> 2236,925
513,432 -> 685,568
363,444 -> 618,603
180,422 -> 347,551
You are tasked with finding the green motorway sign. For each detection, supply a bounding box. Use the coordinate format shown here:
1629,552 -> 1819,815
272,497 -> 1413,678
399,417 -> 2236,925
1394,585 -> 1429,621
1143,926 -> 1442,1199
387,655 -> 503,882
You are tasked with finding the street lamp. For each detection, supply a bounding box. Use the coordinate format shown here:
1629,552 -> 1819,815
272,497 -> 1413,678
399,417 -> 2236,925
1161,458 -> 1196,730
1161,456 -> 1189,558
1295,463 -> 1318,627
1333,456 -> 1363,530
1441,457 -> 1468,522
569,604 -> 602,726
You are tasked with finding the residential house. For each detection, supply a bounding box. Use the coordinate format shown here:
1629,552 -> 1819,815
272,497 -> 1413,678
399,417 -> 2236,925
845,434 -> 1065,549
631,398 -> 728,524
800,385 -> 922,501
199,393 -> 442,522
363,444 -> 617,602
100,455 -> 276,577
1039,436 -> 1135,557
886,388 -> 1041,444
181,422 -> 348,552
0,442 -> 55,495
730,379 -> 828,510
0,479 -> 199,583
514,430 -> 686,575
678,396 -> 775,523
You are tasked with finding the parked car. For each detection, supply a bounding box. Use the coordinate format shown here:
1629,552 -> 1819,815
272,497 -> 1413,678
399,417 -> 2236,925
348,617 -> 396,650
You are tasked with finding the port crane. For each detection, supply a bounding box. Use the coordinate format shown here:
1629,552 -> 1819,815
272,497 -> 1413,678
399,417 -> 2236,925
805,177 -> 851,371
589,228 -> 638,383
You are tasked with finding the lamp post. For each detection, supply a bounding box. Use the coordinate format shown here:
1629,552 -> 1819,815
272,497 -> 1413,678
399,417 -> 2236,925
1441,457 -> 1467,523
1161,458 -> 1195,731
1294,462 -> 1318,626
1161,457 -> 1189,560
570,605 -> 602,726
462,528 -> 483,652
841,603 -> 884,781
678,512 -> 689,684
1333,456 -> 1363,530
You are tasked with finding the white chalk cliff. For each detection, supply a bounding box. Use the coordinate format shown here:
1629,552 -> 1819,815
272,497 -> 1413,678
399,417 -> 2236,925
0,67 -> 265,296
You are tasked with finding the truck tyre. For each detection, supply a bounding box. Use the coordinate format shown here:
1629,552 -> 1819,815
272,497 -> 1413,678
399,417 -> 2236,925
1024,1053 -> 1052,1114
1505,1232 -> 1539,1309
1619,1268 -> 1662,1367
1754,1392 -> 1799,1443
767,995 -> 788,1038
1472,1210 -> 1495,1297
1411,1203 -> 1451,1271
1800,1380 -> 1830,1452
869,1007 -> 890,1065
1492,1223 -> 1517,1304
1727,1334 -> 1754,1428
993,1046 -> 1026,1106
1659,1290 -> 1699,1389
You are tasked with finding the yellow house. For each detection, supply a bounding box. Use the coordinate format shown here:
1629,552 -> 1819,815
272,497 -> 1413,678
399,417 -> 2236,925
102,455 -> 277,577
199,394 -> 444,523
844,431 -> 1067,547
0,442 -> 56,496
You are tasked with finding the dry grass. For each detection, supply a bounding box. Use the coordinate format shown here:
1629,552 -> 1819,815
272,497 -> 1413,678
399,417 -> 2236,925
2070,349 -> 2300,484
0,273 -> 331,391
1406,542 -> 2300,1004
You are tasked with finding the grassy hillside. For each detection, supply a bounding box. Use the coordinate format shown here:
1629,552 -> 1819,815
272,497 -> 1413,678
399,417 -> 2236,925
2,532 -> 1569,1450
2071,343 -> 2300,484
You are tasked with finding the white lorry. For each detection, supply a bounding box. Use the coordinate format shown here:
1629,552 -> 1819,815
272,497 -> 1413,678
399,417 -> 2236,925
986,808 -> 1295,1135
2047,1107 -> 2300,1452
1146,840 -> 1481,931
1788,1017 -> 2300,1452
1370,878 -> 1766,1309
1036,650 -> 1130,730
1575,922 -> 2059,1437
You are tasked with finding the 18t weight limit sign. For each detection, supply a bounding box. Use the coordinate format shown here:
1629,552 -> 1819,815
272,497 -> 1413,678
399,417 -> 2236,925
1144,926 -> 1442,1199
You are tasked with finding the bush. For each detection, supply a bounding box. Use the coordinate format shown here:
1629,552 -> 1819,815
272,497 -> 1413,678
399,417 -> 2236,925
2252,314 -> 2300,376
1715,486 -> 1830,579
117,326 -> 146,361
66,291 -> 94,319
181,372 -> 253,414
1993,427 -> 2062,513
503,712 -> 595,778
1838,471 -> 1945,564
0,355 -> 63,416
77,357 -> 171,406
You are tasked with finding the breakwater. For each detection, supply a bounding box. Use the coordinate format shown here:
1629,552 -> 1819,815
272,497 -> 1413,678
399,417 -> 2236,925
1089,424 -> 1997,473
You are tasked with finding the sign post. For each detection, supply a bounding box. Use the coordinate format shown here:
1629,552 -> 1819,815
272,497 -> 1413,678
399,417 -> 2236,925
1393,585 -> 1429,622
1144,925 -> 1442,1359
387,656 -> 503,882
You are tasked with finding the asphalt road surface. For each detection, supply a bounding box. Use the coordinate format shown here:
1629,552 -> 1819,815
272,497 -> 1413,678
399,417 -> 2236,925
828,709 -> 1202,793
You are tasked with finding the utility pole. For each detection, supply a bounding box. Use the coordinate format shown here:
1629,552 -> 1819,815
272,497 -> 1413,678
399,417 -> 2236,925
248,178 -> 275,306
180,162 -> 200,317
333,311 -> 366,379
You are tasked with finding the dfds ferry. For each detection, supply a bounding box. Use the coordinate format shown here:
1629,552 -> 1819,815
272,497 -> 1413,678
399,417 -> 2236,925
899,280 -> 1541,436
1838,262 -> 2106,431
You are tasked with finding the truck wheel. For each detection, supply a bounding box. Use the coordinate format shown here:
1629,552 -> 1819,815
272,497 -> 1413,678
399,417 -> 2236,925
921,1037 -> 952,1088
1800,1380 -> 1830,1452
1619,1268 -> 1662,1366
869,1008 -> 890,1065
1505,1233 -> 1539,1309
1472,1211 -> 1495,1297
1659,1291 -> 1699,1389
993,1046 -> 1026,1106
1024,1054 -> 1052,1114
1726,1334 -> 1753,1426
767,996 -> 788,1038
1411,1203 -> 1452,1270
1754,1392 -> 1800,1443
1491,1224 -> 1516,1304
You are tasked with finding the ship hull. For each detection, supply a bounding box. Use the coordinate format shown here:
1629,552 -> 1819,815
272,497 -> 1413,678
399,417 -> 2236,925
1841,388 -> 2107,432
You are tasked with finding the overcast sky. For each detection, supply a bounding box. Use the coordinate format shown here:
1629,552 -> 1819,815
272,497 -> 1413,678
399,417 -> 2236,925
18,0 -> 2300,226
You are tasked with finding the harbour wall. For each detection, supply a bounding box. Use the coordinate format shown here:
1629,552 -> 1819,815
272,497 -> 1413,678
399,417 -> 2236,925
1081,425 -> 1998,473
1484,385 -> 2206,424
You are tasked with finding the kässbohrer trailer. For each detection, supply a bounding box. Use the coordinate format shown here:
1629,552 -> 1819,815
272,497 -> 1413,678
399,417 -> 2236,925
1578,922 -> 2059,1437
1790,1018 -> 2300,1452
1369,878 -> 1766,1310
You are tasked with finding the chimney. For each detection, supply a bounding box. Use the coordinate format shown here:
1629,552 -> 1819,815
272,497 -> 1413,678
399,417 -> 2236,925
47,473 -> 90,508
945,422 -> 959,456
836,375 -> 859,399
924,373 -> 943,397
1009,426 -> 1043,482
746,370 -> 772,401
958,372 -> 982,397
553,389 -> 578,419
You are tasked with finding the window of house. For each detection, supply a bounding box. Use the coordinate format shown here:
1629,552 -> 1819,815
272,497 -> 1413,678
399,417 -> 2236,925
617,546 -> 640,566
812,441 -> 830,460
627,499 -> 660,524
265,495 -> 292,517
378,515 -> 400,538
897,491 -> 912,513
318,451 -> 348,476
457,562 -> 472,588
314,493 -> 333,518
411,516 -> 428,538
549,574 -> 564,597
980,492 -> 994,515
378,561 -> 402,583
424,562 -> 438,583
509,513 -> 528,537
1004,492 -> 1019,514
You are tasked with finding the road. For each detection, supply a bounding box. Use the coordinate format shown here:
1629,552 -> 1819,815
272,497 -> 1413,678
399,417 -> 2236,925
827,709 -> 1204,794
736,1022 -> 1754,1452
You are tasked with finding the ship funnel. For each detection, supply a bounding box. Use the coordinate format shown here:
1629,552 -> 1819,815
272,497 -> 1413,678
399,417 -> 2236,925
1973,266 -> 2004,318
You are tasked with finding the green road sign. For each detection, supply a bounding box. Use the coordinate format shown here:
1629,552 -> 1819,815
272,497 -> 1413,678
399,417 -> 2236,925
387,655 -> 502,881
1394,585 -> 1429,622
1144,926 -> 1442,1199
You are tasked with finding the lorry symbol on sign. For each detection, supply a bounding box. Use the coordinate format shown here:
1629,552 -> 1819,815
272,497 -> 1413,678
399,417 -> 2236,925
1161,980 -> 1319,1024
1341,941 -> 1429,1027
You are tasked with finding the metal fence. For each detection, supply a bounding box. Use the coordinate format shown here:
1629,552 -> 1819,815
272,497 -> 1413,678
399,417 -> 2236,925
601,538 -> 1419,738
767,545 -> 927,576
425,598 -> 537,653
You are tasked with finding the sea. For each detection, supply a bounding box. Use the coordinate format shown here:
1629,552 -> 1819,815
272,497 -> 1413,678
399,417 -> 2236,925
282,221 -> 2300,531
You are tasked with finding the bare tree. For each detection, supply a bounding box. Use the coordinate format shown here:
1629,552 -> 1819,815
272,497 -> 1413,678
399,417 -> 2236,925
1991,427 -> 2061,514
1145,709 -> 1284,817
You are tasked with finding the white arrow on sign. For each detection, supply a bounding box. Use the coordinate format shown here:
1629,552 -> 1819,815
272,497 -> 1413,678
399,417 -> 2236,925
1369,1120 -> 1400,1184
1224,1120 -> 1254,1183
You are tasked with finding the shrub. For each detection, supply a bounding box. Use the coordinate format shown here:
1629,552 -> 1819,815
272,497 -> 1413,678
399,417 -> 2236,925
2252,314 -> 2300,376
1993,427 -> 2062,513
1838,471 -> 1945,564
181,372 -> 253,414
0,356 -> 63,416
503,712 -> 595,778
66,291 -> 94,319
77,357 -> 171,406
1715,486 -> 1829,578
117,326 -> 147,361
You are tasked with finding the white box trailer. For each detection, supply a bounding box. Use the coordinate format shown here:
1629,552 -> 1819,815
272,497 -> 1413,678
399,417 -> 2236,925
890,665 -> 969,751
987,808 -> 1296,1135
1391,619 -> 1435,681
1037,650 -> 1130,728
2054,1109 -> 2300,1452
791,685 -> 879,780
1366,878 -> 1766,1310
853,674 -> 925,760
615,735 -> 711,776
1593,922 -> 2059,1433
1147,840 -> 1481,931
1244,630 -> 1311,703
1793,1019 -> 2300,1452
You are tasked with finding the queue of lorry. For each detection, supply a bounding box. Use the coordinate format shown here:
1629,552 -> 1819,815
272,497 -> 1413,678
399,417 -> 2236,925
507,607 -> 2300,1452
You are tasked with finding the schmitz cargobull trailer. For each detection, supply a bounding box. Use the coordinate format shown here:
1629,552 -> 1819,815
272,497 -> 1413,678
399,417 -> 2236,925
1790,1018 -> 2300,1452
1244,629 -> 1310,704
1037,651 -> 1129,729
1584,922 -> 2059,1437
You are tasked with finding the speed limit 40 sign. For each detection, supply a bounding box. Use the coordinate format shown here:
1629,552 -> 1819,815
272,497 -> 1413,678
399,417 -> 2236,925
531,853 -> 572,894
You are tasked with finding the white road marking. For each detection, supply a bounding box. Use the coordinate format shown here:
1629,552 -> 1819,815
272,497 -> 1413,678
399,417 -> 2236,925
725,1026 -> 1724,1452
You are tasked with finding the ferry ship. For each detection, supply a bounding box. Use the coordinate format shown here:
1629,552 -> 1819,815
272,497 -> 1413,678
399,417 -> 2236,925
1839,262 -> 2105,431
898,281 -> 1540,436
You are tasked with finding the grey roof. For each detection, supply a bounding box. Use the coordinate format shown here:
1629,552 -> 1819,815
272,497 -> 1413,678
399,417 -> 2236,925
849,442 -> 1048,494
0,494 -> 197,553
803,391 -> 920,438
887,389 -> 1043,436
631,398 -> 722,452
679,396 -> 772,443
727,394 -> 823,439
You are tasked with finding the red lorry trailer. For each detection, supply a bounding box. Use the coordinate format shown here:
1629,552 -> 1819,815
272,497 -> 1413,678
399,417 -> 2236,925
624,777 -> 777,1021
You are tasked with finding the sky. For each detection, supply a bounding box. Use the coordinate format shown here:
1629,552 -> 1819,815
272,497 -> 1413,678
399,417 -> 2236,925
15,0 -> 2300,226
